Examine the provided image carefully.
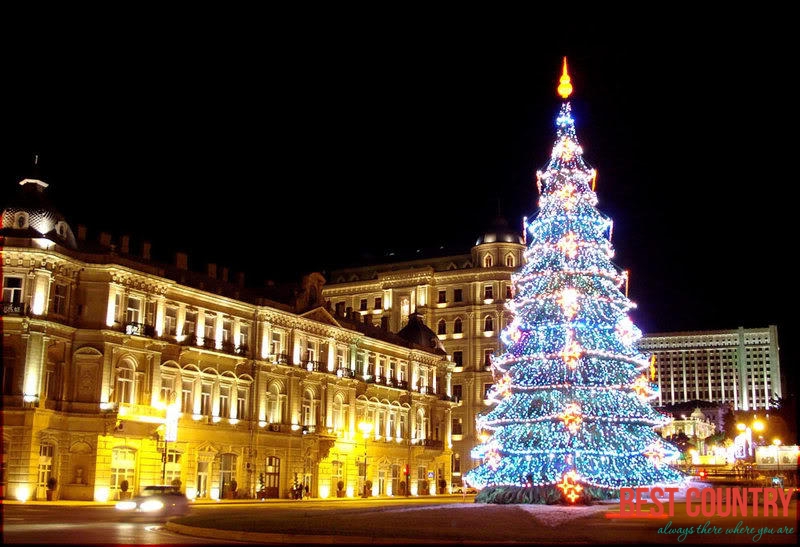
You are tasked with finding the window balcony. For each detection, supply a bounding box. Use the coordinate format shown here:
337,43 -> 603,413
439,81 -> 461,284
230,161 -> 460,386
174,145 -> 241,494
0,301 -> 28,316
303,360 -> 323,372
334,368 -> 355,379
124,322 -> 155,337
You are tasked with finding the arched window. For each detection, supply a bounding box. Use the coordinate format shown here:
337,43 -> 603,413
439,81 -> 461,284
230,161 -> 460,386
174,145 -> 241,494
416,409 -> 427,441
505,254 -> 514,267
114,361 -> 135,404
437,319 -> 446,335
267,383 -> 283,424
302,389 -> 316,429
333,393 -> 347,432
484,315 -> 494,332
483,254 -> 493,268
453,318 -> 463,334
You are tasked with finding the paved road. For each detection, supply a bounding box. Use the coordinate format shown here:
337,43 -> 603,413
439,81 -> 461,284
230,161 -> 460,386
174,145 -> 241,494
3,495 -> 798,545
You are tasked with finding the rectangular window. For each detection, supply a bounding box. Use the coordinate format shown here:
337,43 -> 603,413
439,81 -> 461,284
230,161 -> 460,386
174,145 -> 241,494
126,296 -> 141,323
181,379 -> 193,413
52,283 -> 67,315
184,311 -> 197,340
452,453 -> 461,473
219,386 -> 230,419
204,319 -> 215,342
505,285 -> 513,300
452,351 -> 463,367
483,285 -> 493,300
374,297 -> 382,309
237,388 -> 247,419
438,290 -> 447,303
201,384 -> 212,416
360,299 -> 368,311
453,289 -> 463,302
271,331 -> 283,355
452,418 -> 463,436
483,383 -> 493,400
238,324 -> 249,348
2,276 -> 23,304
222,319 -> 232,343
336,347 -> 346,368
165,306 -> 178,336
452,384 -> 463,402
484,349 -> 494,367
306,340 -> 317,362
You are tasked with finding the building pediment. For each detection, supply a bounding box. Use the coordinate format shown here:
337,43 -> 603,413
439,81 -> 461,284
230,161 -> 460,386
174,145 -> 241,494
300,307 -> 343,328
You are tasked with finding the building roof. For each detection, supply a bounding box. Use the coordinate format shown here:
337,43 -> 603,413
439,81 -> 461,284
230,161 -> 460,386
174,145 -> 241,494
396,313 -> 447,356
474,215 -> 523,246
1,178 -> 77,249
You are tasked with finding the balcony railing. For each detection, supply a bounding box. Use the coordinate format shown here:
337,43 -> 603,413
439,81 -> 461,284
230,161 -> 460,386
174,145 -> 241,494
124,322 -> 155,337
420,438 -> 444,450
418,385 -> 438,396
334,368 -> 355,379
1,301 -> 28,316
303,360 -> 323,372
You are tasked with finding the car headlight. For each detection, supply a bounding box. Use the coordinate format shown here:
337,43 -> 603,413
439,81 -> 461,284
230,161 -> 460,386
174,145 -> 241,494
116,501 -> 137,511
140,500 -> 165,512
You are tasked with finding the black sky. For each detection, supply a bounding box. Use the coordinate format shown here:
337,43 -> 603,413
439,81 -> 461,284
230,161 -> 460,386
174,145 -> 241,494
1,17 -> 795,395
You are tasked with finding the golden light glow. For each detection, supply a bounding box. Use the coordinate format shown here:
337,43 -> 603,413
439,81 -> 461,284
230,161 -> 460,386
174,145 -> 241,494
557,233 -> 579,259
557,287 -> 580,319
560,332 -> 582,369
555,182 -> 578,209
560,403 -> 582,434
557,56 -> 573,99
649,355 -> 656,381
736,423 -> 746,432
556,470 -> 583,503
358,421 -> 374,438
15,485 -> 31,502
632,374 -> 651,399
752,420 -> 765,432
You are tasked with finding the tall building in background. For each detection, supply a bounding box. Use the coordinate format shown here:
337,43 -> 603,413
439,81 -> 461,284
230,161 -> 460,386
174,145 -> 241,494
1,176 -> 455,502
639,326 -> 781,411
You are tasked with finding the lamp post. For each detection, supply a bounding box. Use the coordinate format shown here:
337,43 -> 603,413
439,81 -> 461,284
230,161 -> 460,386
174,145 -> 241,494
358,421 -> 373,497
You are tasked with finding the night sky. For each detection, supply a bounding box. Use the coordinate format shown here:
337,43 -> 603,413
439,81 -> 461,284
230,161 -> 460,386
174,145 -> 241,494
2,22 -> 795,396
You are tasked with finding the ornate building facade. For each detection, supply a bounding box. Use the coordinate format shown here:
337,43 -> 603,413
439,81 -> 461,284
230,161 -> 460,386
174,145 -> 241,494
322,217 -> 526,489
1,177 -> 455,502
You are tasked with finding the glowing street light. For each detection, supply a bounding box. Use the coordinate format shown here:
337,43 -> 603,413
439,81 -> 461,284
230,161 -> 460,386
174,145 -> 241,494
358,421 -> 373,497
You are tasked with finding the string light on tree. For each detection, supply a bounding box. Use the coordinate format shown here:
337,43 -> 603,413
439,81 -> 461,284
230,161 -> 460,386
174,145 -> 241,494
464,58 -> 683,505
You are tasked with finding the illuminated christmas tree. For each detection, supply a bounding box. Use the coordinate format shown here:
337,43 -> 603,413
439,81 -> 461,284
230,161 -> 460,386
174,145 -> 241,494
464,59 -> 683,504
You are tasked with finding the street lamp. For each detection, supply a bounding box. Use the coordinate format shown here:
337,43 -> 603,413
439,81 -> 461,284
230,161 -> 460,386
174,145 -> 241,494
358,421 -> 373,497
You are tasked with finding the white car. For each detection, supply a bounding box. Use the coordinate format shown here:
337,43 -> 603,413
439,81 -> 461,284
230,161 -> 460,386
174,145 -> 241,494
116,485 -> 190,518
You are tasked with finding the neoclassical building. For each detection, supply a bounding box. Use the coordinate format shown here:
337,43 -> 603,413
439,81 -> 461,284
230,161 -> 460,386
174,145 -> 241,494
1,176 -> 455,502
321,216 -> 526,489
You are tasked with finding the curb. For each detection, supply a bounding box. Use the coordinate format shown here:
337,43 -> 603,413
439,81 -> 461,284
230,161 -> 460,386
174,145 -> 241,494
164,521 -> 467,544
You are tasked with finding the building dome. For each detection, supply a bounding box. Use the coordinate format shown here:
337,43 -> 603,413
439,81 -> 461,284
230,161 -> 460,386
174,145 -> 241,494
690,408 -> 706,421
474,215 -> 523,246
1,178 -> 77,249
397,313 -> 447,355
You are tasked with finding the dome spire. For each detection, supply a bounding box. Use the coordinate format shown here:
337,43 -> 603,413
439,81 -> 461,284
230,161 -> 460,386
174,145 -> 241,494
557,56 -> 573,99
